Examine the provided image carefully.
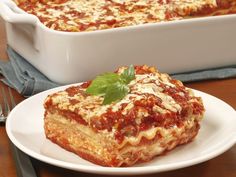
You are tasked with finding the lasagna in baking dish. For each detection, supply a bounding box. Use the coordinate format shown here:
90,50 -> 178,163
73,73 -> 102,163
14,0 -> 236,32
44,65 -> 205,167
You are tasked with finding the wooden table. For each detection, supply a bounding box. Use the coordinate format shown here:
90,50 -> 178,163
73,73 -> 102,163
0,17 -> 236,177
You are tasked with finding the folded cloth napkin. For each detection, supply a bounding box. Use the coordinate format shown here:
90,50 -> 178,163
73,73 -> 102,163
0,47 -> 236,97
0,47 -> 60,97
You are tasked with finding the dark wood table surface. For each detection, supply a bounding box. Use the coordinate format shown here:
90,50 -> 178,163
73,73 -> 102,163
0,17 -> 236,177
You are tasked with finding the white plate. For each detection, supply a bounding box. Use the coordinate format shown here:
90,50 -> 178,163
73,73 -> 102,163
6,85 -> 236,175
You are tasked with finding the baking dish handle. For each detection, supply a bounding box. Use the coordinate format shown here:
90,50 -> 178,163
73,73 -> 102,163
0,1 -> 38,24
0,1 -> 40,55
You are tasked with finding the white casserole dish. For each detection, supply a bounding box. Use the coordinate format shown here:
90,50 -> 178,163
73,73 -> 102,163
0,0 -> 236,84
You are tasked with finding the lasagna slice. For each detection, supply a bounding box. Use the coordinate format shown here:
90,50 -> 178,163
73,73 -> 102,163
44,65 -> 205,167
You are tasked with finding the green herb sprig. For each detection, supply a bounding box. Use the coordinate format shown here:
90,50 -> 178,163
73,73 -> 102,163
86,65 -> 135,105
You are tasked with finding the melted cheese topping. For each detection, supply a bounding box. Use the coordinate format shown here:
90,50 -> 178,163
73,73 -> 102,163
44,65 -> 205,143
46,69 -> 181,121
14,0 -> 236,32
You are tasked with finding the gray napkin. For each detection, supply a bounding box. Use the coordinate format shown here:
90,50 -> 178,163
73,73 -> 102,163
171,66 -> 236,82
0,47 -> 60,97
0,47 -> 236,97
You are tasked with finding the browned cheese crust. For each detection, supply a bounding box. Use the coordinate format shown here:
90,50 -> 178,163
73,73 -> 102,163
14,0 -> 236,32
